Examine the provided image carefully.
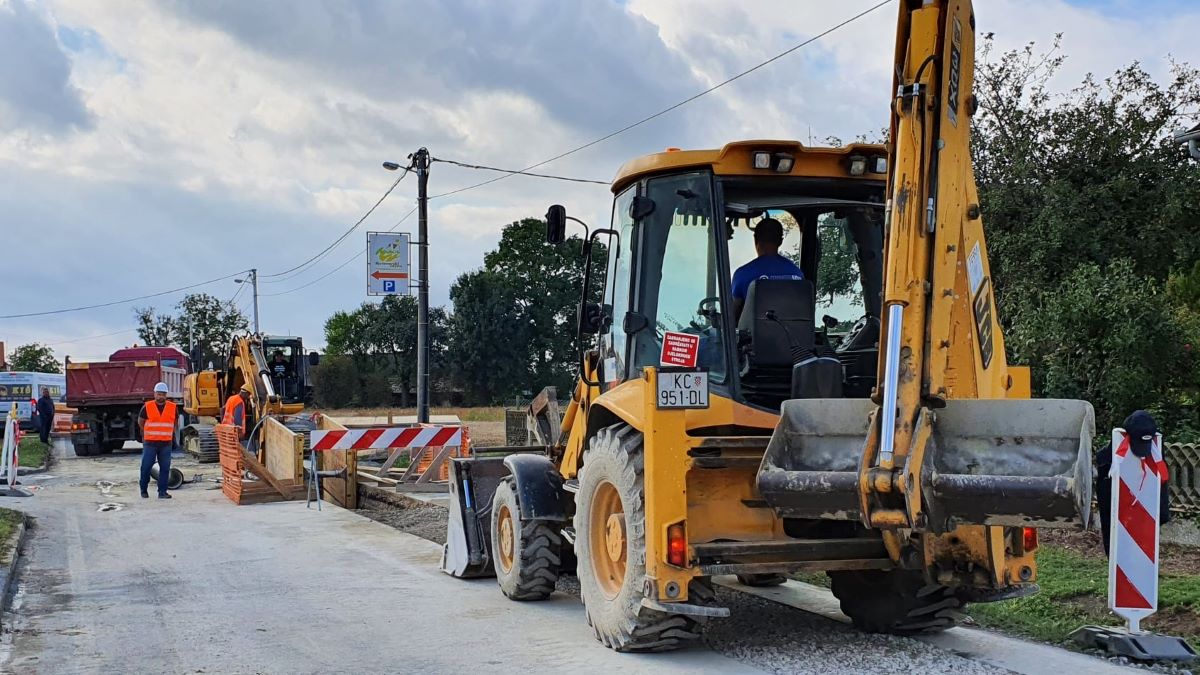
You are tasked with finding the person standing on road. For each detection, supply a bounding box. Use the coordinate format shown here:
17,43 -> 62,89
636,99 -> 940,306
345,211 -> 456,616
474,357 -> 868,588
36,387 -> 55,444
138,382 -> 178,500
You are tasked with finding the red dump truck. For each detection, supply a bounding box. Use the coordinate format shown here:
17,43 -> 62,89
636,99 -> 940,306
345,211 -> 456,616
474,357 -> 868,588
66,346 -> 188,456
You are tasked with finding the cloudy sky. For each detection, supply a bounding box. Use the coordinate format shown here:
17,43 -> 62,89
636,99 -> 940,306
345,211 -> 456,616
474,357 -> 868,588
1,0 -> 1198,361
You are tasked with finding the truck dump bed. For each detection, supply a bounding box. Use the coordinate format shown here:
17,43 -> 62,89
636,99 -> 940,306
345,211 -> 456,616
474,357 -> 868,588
65,361 -> 185,408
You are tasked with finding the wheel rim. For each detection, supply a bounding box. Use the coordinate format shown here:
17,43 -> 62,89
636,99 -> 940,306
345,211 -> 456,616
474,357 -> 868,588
589,480 -> 626,599
497,503 -> 516,574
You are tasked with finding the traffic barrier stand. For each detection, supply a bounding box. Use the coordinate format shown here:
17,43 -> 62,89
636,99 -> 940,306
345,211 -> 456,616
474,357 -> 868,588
1070,429 -> 1197,662
0,405 -> 32,498
313,424 -> 467,492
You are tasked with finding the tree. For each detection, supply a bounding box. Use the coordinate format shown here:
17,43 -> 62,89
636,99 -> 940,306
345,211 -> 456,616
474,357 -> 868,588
134,293 -> 249,367
323,295 -> 450,407
9,343 -> 60,373
972,38 -> 1200,439
447,269 -> 533,404
815,217 -> 861,307
446,218 -> 602,403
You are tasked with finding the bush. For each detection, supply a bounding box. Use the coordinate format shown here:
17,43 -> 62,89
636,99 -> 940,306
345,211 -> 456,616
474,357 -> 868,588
1008,259 -> 1199,436
359,372 -> 395,407
312,355 -> 359,408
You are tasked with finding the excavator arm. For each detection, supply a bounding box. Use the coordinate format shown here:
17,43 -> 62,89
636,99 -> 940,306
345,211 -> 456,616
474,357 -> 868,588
759,0 -> 1094,590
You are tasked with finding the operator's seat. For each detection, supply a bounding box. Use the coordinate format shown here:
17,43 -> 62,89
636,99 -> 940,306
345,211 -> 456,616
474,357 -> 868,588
737,278 -> 843,407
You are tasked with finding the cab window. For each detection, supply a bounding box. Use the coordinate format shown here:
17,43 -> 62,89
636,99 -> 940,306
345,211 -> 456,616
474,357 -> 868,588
630,172 -> 727,383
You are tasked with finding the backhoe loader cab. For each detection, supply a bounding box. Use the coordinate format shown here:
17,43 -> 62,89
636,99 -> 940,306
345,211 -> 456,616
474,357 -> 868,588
444,0 -> 1095,654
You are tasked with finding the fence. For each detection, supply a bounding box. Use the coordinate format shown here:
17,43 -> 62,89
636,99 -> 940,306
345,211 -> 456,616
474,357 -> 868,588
1165,442 -> 1199,514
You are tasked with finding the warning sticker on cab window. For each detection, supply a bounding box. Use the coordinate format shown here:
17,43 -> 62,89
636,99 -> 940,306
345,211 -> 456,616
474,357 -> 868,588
660,331 -> 700,368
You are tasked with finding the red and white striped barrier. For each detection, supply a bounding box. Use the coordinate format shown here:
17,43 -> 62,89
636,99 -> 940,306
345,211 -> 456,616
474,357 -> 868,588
310,425 -> 463,452
1108,428 -> 1169,633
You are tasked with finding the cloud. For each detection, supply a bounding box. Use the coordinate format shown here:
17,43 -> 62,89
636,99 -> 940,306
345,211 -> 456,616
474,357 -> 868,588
0,0 -> 91,132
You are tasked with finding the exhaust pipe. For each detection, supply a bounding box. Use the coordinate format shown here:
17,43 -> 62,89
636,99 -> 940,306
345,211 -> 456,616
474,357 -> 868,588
757,398 -> 1094,532
150,464 -> 185,490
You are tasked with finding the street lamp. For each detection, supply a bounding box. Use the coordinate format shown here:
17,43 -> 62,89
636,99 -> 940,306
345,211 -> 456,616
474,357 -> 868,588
384,150 -> 431,423
234,269 -> 260,334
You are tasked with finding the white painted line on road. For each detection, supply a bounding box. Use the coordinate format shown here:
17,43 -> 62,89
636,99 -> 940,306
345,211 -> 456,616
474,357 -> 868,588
713,577 -> 1138,675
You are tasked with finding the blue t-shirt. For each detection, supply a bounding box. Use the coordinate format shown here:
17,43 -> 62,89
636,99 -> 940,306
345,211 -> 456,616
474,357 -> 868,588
732,254 -> 804,300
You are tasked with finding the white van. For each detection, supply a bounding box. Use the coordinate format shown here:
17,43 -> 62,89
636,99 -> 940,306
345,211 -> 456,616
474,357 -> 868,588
0,371 -> 67,431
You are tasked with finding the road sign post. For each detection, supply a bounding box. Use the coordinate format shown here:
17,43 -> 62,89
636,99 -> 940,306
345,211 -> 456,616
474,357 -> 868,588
1070,429 -> 1196,662
367,232 -> 411,296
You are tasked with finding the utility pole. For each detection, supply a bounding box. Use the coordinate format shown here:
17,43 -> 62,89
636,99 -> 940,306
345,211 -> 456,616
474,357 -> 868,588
411,148 -> 431,424
250,268 -> 261,334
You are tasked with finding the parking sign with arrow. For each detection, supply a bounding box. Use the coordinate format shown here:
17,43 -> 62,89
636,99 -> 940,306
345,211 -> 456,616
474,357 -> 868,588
367,232 -> 411,296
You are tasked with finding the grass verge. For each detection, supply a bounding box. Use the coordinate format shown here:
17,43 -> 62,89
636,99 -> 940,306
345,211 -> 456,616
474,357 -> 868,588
17,437 -> 49,468
0,508 -> 23,562
969,545 -> 1200,650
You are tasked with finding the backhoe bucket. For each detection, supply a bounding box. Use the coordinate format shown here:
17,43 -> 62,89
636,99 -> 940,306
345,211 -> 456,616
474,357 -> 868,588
441,456 -> 507,578
757,398 -> 1095,532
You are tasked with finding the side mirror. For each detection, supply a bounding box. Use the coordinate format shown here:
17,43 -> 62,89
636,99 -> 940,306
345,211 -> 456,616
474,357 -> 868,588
308,351 -> 321,367
578,302 -> 611,335
545,205 -> 567,244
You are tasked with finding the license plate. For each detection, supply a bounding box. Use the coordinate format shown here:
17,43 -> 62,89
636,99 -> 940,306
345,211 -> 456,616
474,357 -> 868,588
656,369 -> 709,409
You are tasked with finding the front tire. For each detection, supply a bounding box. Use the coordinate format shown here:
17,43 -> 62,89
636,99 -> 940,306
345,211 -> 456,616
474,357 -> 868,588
491,479 -> 563,601
829,569 -> 963,634
574,424 -> 702,652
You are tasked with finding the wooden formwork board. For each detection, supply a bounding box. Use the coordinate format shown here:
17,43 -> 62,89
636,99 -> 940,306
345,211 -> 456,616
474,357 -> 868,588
263,417 -> 304,481
315,414 -> 357,509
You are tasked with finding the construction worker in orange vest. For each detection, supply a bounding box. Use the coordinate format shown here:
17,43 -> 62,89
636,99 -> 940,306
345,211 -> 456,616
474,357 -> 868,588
138,382 -> 178,499
222,385 -> 253,441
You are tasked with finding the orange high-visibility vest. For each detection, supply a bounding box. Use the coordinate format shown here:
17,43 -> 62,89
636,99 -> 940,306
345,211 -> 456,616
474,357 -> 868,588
142,401 -> 177,443
222,396 -> 246,434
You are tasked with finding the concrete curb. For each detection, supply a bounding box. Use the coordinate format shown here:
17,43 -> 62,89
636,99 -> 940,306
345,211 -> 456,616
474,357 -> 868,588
0,515 -> 28,620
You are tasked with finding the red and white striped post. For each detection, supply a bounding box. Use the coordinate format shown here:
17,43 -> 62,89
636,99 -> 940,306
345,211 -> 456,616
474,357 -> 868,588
1108,428 -> 1169,633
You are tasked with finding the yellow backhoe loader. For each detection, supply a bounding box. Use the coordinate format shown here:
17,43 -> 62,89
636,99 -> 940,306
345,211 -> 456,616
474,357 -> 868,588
444,0 -> 1094,652
181,334 -> 319,461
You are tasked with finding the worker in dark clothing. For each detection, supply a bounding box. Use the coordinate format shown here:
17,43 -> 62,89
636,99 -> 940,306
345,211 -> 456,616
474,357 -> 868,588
36,388 -> 55,444
1095,410 -> 1171,556
269,351 -> 293,399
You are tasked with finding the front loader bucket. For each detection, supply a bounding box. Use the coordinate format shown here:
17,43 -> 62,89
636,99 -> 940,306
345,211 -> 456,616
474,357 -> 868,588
757,398 -> 1095,532
441,456 -> 508,578
923,399 -> 1094,530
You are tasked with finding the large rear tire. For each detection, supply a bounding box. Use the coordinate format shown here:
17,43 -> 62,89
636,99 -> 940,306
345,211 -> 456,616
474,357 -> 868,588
829,569 -> 963,634
491,478 -> 563,601
574,424 -> 702,652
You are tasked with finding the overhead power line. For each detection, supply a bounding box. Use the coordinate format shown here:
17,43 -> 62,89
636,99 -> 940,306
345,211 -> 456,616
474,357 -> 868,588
0,270 -> 248,320
431,157 -> 608,185
45,327 -> 140,347
429,0 -> 892,200
261,162 -> 415,282
262,204 -> 419,298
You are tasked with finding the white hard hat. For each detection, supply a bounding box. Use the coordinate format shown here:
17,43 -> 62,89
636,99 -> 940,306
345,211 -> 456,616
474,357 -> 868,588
153,382 -> 169,393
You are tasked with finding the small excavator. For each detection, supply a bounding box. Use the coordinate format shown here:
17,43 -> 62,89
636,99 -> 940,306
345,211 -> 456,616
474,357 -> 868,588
181,334 -> 318,461
444,0 -> 1095,652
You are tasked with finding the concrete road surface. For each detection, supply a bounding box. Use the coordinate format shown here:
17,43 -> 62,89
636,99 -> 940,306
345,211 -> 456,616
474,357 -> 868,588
0,452 -> 756,675
0,451 -> 1136,675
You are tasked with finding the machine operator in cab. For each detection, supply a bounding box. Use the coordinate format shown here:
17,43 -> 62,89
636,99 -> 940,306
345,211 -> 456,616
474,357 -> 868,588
731,217 -> 804,321
138,382 -> 178,499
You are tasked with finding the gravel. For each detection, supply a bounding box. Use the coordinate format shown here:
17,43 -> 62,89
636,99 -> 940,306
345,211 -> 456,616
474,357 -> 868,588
356,489 -> 1020,673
